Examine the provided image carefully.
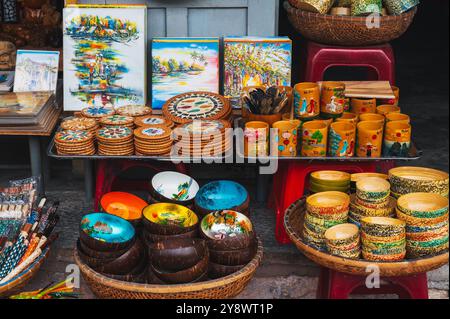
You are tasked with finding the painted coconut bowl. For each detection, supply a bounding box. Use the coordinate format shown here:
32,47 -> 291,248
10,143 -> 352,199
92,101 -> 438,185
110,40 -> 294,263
142,203 -> 199,235
103,263 -> 147,283
324,223 -> 359,247
148,238 -> 207,272
310,170 -> 351,187
208,261 -> 246,279
209,238 -> 257,266
100,192 -> 148,227
397,193 -> 449,218
78,238 -> 130,260
142,228 -> 199,246
356,177 -> 391,203
80,213 -> 135,252
306,191 -> 350,216
195,181 -> 250,217
150,171 -> 199,205
360,217 -> 406,237
200,210 -> 255,251
76,240 -> 117,268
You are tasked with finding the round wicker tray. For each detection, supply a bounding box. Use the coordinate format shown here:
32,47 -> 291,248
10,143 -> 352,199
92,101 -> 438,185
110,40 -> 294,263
284,198 -> 449,277
74,239 -> 263,299
0,248 -> 50,297
284,1 -> 417,46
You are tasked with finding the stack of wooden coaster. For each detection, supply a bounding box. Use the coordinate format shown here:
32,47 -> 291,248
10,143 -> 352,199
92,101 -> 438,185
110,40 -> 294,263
55,130 -> 95,156
134,126 -> 173,156
99,115 -> 134,129
134,115 -> 174,129
115,105 -> 152,117
81,106 -> 115,121
96,126 -> 134,156
60,117 -> 98,136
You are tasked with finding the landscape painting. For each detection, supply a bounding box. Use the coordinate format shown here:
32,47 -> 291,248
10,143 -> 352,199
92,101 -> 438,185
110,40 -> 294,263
63,5 -> 147,111
224,37 -> 292,108
13,50 -> 59,93
152,38 -> 219,110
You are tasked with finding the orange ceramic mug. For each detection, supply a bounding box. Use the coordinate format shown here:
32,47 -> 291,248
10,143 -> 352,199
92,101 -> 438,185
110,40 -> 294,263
321,81 -> 346,119
294,82 -> 320,119
273,120 -> 298,157
356,121 -> 384,158
301,120 -> 328,157
385,113 -> 410,124
383,121 -> 411,157
359,113 -> 385,125
351,98 -> 377,114
336,112 -> 358,125
377,105 -> 401,116
244,121 -> 269,157
329,122 -> 356,157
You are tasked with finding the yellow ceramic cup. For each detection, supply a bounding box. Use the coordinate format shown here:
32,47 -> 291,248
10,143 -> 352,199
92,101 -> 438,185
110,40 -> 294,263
329,122 -> 356,157
385,112 -> 410,124
294,82 -> 320,119
244,121 -> 269,157
336,112 -> 358,125
383,121 -> 411,157
377,105 -> 401,116
314,118 -> 334,128
359,113 -> 385,125
301,120 -> 328,157
356,121 -> 384,158
351,98 -> 377,114
320,81 -> 346,118
273,120 -> 299,157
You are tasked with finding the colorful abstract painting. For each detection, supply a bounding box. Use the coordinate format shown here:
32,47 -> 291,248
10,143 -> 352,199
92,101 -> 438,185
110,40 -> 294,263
13,50 -> 59,93
224,37 -> 292,109
152,38 -> 219,110
63,5 -> 147,111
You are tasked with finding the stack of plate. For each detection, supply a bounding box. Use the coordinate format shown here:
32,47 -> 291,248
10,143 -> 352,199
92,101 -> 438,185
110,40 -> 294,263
389,167 -> 449,198
134,126 -> 173,156
350,173 -> 388,193
99,115 -> 134,129
303,191 -> 350,250
55,130 -> 96,156
115,105 -> 152,118
360,217 -> 406,262
309,171 -> 350,194
349,177 -> 396,226
396,193 -> 449,258
325,223 -> 360,259
60,117 -> 98,137
96,126 -> 134,156
134,115 -> 174,129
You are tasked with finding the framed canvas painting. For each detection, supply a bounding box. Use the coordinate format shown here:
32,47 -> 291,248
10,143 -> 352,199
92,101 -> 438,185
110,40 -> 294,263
63,5 -> 147,111
223,37 -> 292,109
13,50 -> 59,93
152,38 -> 220,110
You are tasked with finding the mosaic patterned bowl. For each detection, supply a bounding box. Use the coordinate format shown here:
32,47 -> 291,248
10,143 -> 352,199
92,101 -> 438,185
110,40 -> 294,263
389,167 -> 449,196
324,223 -> 359,247
306,191 -> 350,216
150,171 -> 199,205
397,193 -> 449,218
356,177 -> 391,203
396,208 -> 449,227
350,195 -> 396,218
310,171 -> 351,188
360,217 -> 406,237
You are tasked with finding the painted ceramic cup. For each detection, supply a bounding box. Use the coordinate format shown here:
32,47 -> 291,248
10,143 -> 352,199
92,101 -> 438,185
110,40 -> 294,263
301,121 -> 328,157
328,122 -> 356,157
320,82 -> 346,119
377,105 -> 401,116
385,113 -> 410,124
273,120 -> 298,157
351,98 -> 377,114
244,121 -> 269,157
356,121 -> 383,158
383,121 -> 411,157
294,82 -> 320,119
359,113 -> 385,125
384,0 -> 419,15
351,0 -> 382,16
336,112 -> 358,125
292,0 -> 335,14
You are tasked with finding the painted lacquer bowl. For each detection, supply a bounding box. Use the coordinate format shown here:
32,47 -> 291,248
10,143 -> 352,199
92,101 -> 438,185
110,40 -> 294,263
397,193 -> 449,218
306,191 -> 350,216
310,171 -> 351,187
195,180 -> 249,213
100,192 -> 147,225
150,171 -> 199,205
360,217 -> 406,237
142,203 -> 199,235
325,223 -> 359,247
356,177 -> 391,203
389,167 -> 449,196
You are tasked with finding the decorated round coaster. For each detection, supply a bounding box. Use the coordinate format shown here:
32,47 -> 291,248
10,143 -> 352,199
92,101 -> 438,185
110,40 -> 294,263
97,127 -> 133,142
116,105 -> 152,117
55,130 -> 93,144
81,107 -> 115,118
134,115 -> 174,128
61,117 -> 98,131
179,120 -> 230,136
100,115 -> 134,127
134,126 -> 172,141
163,92 -> 230,124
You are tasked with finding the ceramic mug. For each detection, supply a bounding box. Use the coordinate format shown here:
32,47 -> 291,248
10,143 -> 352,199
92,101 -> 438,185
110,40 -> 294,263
351,98 -> 377,114
321,82 -> 346,119
356,121 -> 384,158
377,105 -> 401,116
383,121 -> 411,157
336,112 -> 359,125
359,113 -> 385,125
351,0 -> 382,16
291,0 -> 335,14
301,120 -> 328,157
385,113 -> 410,124
329,122 -> 356,157
294,82 -> 320,119
273,120 -> 298,157
244,121 -> 269,157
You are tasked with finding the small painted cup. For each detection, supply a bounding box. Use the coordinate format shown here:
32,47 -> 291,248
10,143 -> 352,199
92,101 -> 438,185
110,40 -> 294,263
377,105 -> 401,116
385,112 -> 410,124
294,82 -> 320,119
383,121 -> 411,157
351,98 -> 377,114
359,113 -> 385,125
244,121 -> 269,157
328,122 -> 356,157
356,121 -> 384,157
336,112 -> 358,125
301,120 -> 328,157
321,81 -> 346,119
273,120 -> 298,157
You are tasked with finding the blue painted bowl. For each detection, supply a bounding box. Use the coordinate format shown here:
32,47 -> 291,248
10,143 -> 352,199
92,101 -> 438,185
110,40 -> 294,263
80,212 -> 136,252
195,181 -> 249,216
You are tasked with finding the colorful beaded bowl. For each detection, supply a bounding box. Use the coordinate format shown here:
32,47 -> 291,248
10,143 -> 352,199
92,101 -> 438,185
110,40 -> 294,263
397,193 -> 449,218
306,191 -> 350,216
325,223 -> 359,247
360,217 -> 406,237
356,177 -> 391,203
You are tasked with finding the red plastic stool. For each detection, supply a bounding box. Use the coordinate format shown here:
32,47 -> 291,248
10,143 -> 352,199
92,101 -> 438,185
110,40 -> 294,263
304,41 -> 396,84
94,160 -> 187,210
317,268 -> 429,299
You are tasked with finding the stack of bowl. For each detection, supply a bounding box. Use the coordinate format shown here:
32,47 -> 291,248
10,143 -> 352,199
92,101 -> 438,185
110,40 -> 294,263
200,210 -> 256,279
303,191 -> 350,250
100,192 -> 148,229
77,213 -> 147,283
389,167 -> 449,198
396,193 -> 449,258
349,177 -> 396,226
309,171 -> 351,194
195,181 -> 250,217
147,238 -> 209,284
324,223 -> 360,259
360,217 -> 406,262
350,173 -> 388,193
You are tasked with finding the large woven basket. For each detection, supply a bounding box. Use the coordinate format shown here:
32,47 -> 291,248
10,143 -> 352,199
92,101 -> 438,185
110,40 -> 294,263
0,248 -> 50,297
284,198 -> 449,277
74,239 -> 263,299
284,1 -> 417,46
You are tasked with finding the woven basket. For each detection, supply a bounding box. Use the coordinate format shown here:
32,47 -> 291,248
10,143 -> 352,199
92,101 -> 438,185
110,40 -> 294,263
0,248 -> 50,297
74,239 -> 263,299
284,1 -> 417,46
